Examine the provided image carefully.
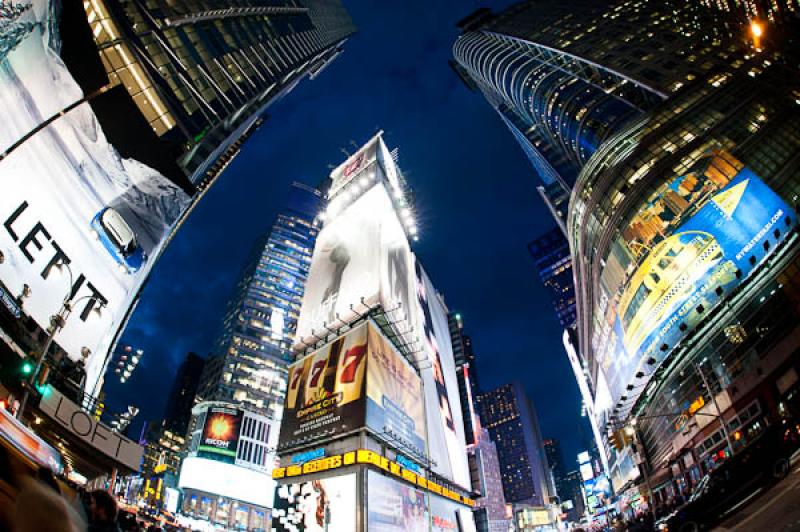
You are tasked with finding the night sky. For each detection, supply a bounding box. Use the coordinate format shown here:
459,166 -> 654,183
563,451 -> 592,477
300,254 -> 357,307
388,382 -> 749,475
105,1 -> 589,468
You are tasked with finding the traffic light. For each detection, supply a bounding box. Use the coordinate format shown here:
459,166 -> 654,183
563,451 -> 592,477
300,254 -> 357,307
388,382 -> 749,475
609,430 -> 624,451
21,359 -> 33,376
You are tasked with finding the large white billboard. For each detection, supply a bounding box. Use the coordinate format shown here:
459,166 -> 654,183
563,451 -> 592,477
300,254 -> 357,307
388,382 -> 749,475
272,473 -> 357,532
295,180 -> 416,350
0,0 -> 189,392
414,261 -> 471,490
179,456 -> 275,508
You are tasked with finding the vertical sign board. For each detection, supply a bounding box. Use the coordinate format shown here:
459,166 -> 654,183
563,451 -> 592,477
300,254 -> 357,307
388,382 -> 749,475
0,0 -> 190,392
39,387 -> 144,471
414,259 -> 471,490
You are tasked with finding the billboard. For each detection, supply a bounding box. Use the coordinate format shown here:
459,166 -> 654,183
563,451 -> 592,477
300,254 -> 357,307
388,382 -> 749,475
367,469 -> 429,532
272,473 -> 357,532
414,260 -> 471,489
591,150 -> 796,413
295,137 -> 416,351
199,406 -> 242,460
366,323 -> 426,457
430,492 -> 477,532
178,456 -> 274,508
280,323 -> 368,449
0,0 -> 190,392
279,320 -> 426,454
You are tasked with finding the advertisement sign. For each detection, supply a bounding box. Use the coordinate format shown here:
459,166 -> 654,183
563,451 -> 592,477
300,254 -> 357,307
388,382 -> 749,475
367,469 -> 429,532
39,387 -> 143,471
366,323 -> 426,457
414,260 -> 471,489
280,323 -> 369,449
272,473 -> 357,532
178,456 -> 274,508
591,151 -> 796,414
199,407 -> 242,459
0,0 -> 190,392
328,136 -> 380,198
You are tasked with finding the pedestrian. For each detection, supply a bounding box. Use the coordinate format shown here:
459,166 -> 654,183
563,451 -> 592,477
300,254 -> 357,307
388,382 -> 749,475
86,489 -> 122,532
13,468 -> 81,532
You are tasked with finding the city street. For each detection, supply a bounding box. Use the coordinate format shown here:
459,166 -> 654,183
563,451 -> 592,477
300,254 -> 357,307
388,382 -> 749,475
715,457 -> 800,531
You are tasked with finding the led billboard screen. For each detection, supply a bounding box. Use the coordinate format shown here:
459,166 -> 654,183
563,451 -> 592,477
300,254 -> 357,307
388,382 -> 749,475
0,0 -> 190,392
591,150 -> 795,413
366,323 -> 426,457
178,456 -> 274,508
199,407 -> 242,460
272,473 -> 357,532
367,469 -> 429,532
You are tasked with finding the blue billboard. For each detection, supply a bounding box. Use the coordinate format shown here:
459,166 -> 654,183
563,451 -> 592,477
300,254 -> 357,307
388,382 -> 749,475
593,151 -> 796,406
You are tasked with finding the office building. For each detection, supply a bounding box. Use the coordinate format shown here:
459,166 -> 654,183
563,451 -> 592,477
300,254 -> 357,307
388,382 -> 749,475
163,352 -> 206,435
179,401 -> 279,530
543,438 -> 569,502
568,36 -> 800,503
477,382 -> 552,506
197,183 -> 322,418
452,0 -> 744,229
272,133 -> 476,531
527,229 -> 576,328
469,426 -> 511,532
449,312 -> 481,445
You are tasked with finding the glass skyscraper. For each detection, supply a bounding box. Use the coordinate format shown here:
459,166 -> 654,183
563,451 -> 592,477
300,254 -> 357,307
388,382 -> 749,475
198,182 -> 322,418
452,0 -> 743,228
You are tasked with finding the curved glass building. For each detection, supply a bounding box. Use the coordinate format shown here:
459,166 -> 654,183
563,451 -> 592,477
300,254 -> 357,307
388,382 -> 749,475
569,52 -> 800,499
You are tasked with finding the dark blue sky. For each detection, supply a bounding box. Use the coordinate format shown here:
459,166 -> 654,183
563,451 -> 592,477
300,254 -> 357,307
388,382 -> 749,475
107,1 -> 589,466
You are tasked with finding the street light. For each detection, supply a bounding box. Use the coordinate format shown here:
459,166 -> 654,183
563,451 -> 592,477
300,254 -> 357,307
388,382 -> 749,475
16,260 -> 105,420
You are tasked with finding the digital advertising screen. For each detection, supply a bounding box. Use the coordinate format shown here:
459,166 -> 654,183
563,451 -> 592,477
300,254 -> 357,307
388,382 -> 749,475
590,150 -> 796,415
0,0 -> 190,393
272,473 -> 357,532
199,407 -> 242,460
366,469 -> 429,532
365,323 -> 426,457
279,323 -> 369,450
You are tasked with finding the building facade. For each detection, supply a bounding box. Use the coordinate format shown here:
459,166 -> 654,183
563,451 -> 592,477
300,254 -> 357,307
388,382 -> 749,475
452,0 -> 744,230
470,427 -> 511,532
271,133 -> 477,531
198,182 -> 322,418
477,382 -> 552,506
568,36 -> 800,502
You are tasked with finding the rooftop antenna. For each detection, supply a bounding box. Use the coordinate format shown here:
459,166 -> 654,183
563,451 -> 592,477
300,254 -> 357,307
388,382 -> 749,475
349,140 -> 359,149
340,147 -> 350,158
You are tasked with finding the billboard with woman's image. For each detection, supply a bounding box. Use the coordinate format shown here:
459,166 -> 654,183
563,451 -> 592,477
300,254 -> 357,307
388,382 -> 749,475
0,0 -> 190,393
272,473 -> 357,532
591,150 -> 796,409
367,469 -> 429,532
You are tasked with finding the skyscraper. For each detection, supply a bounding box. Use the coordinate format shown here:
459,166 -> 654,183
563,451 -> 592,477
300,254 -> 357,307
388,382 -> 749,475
452,0 -> 743,228
70,0 -> 356,189
163,352 -> 206,435
197,182 -> 322,418
470,427 -> 511,532
527,228 -> 576,328
568,23 -> 800,501
477,382 -> 552,506
449,312 -> 481,445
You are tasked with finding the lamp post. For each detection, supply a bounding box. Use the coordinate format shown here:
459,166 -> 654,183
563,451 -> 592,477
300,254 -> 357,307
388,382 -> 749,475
16,260 -> 105,420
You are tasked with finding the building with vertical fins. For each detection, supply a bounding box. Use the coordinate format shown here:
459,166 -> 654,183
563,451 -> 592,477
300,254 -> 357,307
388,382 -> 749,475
451,0 -> 744,230
477,382 -> 552,507
71,0 -> 356,189
197,182 -> 322,418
